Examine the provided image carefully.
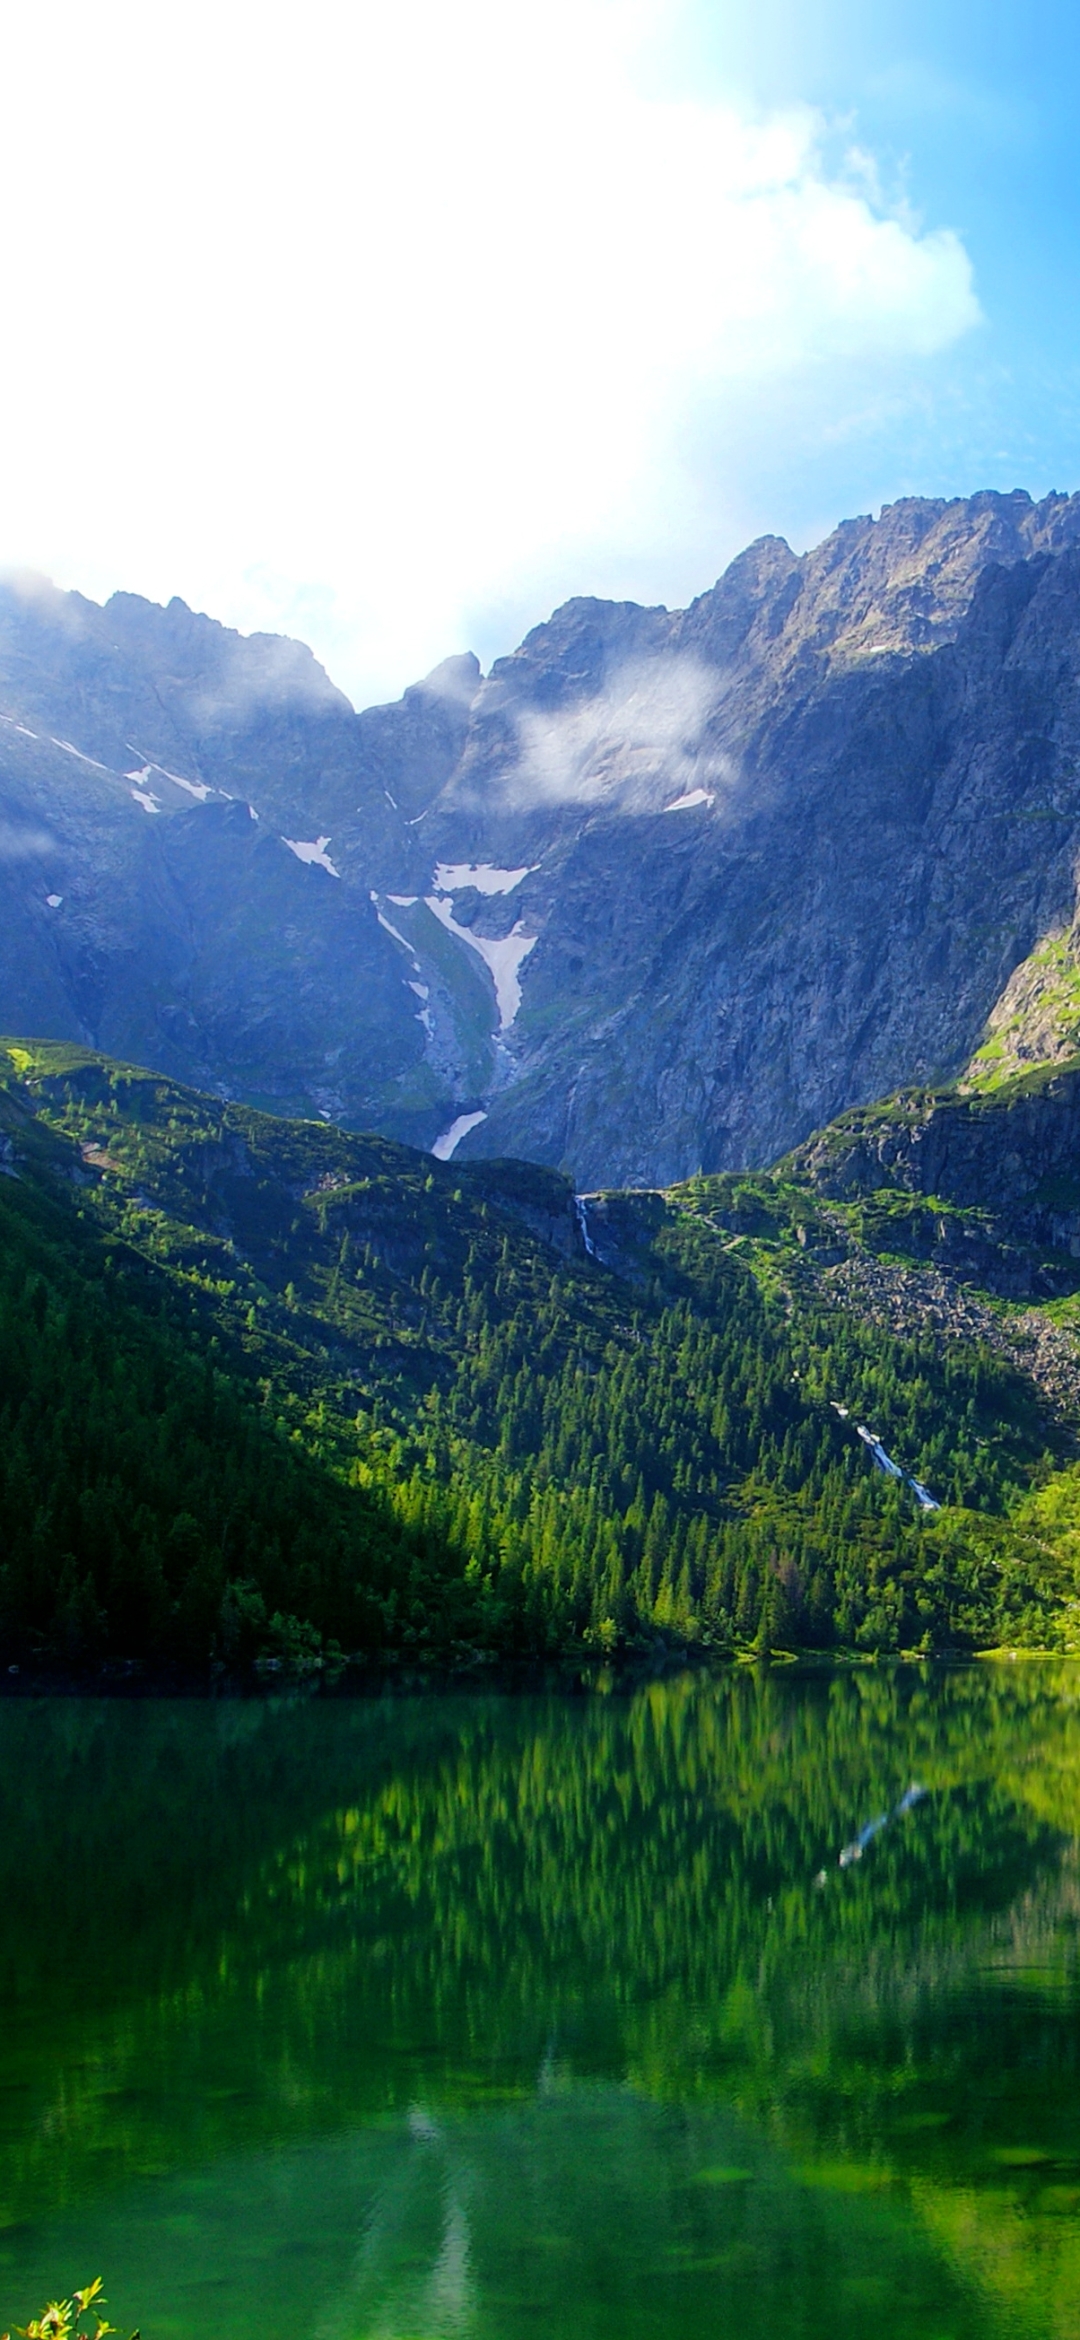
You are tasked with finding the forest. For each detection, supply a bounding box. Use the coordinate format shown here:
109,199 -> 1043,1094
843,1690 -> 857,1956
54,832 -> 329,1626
2,1038 -> 1079,1667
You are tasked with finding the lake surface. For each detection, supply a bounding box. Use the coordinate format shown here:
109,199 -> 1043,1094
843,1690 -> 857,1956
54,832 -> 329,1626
4,1667 -> 1080,2340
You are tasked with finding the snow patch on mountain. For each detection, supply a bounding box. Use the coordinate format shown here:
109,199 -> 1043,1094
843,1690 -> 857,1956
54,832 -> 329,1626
424,894 -> 536,1028
408,976 -> 434,1031
52,738 -> 108,770
283,835 -> 340,877
432,1109 -> 487,1160
369,895 -> 420,963
127,763 -> 214,805
664,787 -> 714,812
375,910 -> 412,951
433,862 -> 533,895
163,770 -> 214,803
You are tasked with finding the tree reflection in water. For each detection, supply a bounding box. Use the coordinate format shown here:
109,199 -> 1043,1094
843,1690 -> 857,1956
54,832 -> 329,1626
3,1666 -> 1080,2338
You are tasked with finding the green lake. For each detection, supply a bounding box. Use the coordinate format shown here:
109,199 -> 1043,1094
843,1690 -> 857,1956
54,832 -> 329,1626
4,1666 -> 1080,2340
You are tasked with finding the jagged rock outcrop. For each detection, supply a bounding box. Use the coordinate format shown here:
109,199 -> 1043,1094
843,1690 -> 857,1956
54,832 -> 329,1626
790,1063 -> 1080,1251
9,488 -> 1080,1181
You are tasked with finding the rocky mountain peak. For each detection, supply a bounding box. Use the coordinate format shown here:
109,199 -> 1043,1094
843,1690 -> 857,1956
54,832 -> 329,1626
7,487 -> 1080,1184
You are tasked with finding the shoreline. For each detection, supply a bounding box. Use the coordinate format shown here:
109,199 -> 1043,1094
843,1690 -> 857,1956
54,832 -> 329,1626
3,1642 -> 1078,1698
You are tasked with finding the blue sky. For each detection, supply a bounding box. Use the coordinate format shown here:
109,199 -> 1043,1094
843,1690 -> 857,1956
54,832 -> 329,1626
663,0 -> 1080,520
0,0 -> 1076,705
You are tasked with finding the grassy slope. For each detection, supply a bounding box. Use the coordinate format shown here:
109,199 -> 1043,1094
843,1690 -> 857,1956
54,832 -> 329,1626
3,1039 -> 1076,1661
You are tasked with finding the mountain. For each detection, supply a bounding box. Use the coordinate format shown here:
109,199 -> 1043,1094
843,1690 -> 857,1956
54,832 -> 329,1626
7,489 -> 1080,1183
0,583 -> 477,1146
5,1034 -> 1080,1668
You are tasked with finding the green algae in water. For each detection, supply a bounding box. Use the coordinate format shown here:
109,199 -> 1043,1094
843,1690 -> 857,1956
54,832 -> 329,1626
4,1666 -> 1080,2337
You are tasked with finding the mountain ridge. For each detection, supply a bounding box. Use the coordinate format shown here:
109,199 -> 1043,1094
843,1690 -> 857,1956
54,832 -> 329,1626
6,487 -> 1080,1182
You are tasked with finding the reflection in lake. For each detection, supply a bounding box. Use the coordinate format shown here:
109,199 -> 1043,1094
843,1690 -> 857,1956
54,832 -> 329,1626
4,1667 -> 1080,2337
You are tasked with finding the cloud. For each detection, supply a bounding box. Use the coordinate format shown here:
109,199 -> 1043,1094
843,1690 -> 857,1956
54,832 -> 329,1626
0,0 -> 981,708
0,821 -> 53,861
183,629 -> 348,730
473,654 -> 732,815
412,654 -> 484,711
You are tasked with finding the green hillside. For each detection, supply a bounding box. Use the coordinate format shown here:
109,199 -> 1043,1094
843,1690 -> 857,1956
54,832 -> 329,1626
1,1038 -> 1077,1667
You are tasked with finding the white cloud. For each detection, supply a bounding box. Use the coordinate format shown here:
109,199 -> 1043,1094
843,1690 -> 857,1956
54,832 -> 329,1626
0,821 -> 53,861
486,655 -> 730,815
0,0 -> 979,706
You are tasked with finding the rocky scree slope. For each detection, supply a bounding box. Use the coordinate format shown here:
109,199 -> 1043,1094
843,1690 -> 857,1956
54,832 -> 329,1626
9,489 -> 1080,1182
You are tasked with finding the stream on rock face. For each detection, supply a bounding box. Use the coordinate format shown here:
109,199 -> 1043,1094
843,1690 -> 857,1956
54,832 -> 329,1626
5,1665 -> 1080,2340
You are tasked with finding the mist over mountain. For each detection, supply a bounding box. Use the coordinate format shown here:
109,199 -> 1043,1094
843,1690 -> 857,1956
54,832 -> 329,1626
5,488 -> 1080,1184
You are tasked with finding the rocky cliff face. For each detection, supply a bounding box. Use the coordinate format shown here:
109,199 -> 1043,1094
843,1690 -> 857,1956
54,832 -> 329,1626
789,1061 -> 1080,1267
433,489 -> 1080,1183
7,488 -> 1080,1181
